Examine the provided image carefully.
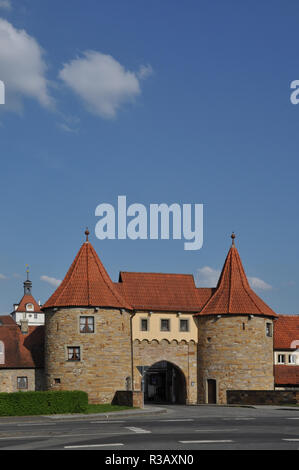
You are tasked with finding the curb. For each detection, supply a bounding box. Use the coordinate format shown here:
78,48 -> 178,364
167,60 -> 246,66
44,406 -> 168,420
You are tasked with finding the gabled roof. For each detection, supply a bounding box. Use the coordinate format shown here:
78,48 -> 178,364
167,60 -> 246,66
0,317 -> 44,368
118,272 -> 212,312
42,232 -> 132,310
15,294 -> 42,313
196,234 -> 277,318
274,315 -> 299,349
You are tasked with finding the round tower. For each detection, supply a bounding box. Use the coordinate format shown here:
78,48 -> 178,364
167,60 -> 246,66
42,230 -> 133,404
196,234 -> 277,404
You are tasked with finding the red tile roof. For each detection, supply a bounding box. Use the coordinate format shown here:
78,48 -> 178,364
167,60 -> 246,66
196,240 -> 277,318
274,315 -> 299,350
118,272 -> 212,312
15,294 -> 42,313
0,316 -> 44,368
42,241 -> 132,310
274,365 -> 299,386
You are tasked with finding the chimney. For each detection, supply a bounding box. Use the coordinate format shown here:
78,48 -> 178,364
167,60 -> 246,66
20,319 -> 29,335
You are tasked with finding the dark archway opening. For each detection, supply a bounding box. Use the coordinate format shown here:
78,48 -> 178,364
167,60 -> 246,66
144,360 -> 187,404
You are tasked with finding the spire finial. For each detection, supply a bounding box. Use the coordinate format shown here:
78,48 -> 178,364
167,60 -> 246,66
231,232 -> 236,246
85,227 -> 90,242
25,264 -> 30,280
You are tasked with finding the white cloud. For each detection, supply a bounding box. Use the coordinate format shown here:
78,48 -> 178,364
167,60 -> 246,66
0,273 -> 7,280
0,18 -> 52,112
248,276 -> 272,291
0,1 -> 12,11
59,50 -> 152,119
137,64 -> 153,80
195,266 -> 272,291
40,275 -> 61,287
195,266 -> 220,287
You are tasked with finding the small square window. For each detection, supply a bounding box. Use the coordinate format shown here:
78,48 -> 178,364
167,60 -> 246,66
180,319 -> 189,332
67,346 -> 80,361
141,319 -> 148,331
161,319 -> 170,332
80,316 -> 94,333
54,378 -> 61,384
17,377 -> 28,390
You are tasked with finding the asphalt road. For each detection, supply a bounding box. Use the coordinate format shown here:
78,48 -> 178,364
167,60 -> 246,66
0,404 -> 299,451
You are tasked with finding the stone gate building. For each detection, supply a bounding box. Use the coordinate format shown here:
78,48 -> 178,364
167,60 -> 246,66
39,230 -> 279,405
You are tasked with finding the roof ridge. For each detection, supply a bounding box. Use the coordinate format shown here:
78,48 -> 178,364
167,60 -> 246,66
52,243 -> 85,306
88,243 -> 129,307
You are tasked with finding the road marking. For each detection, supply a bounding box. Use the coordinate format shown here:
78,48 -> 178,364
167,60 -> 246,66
126,427 -> 151,434
283,439 -> 299,441
179,440 -> 233,444
161,419 -> 194,422
286,418 -> 299,420
64,443 -> 124,449
0,435 -> 45,440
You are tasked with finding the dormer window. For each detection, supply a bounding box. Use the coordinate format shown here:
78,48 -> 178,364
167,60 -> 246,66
26,303 -> 34,312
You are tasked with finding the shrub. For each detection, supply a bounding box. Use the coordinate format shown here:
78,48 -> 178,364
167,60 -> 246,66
0,390 -> 88,416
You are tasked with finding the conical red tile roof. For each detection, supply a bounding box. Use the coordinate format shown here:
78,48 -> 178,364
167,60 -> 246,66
197,235 -> 277,317
42,237 -> 132,310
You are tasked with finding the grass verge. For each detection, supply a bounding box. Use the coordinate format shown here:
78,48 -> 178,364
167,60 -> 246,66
86,404 -> 135,414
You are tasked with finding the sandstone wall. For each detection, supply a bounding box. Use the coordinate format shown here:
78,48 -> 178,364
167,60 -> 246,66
132,338 -> 197,404
0,368 -> 44,392
197,315 -> 275,404
44,307 -> 132,404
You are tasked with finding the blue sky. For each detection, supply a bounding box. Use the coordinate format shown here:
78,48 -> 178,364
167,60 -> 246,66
0,0 -> 298,315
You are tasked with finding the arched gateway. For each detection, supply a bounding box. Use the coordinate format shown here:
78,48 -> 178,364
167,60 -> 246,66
144,360 -> 187,404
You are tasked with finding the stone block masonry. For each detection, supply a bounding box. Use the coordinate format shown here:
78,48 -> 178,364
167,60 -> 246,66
44,307 -> 133,404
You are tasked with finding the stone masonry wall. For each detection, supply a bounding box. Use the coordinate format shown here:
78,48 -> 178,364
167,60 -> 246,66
227,390 -> 299,405
197,315 -> 275,404
0,368 -> 44,392
133,339 -> 197,404
44,307 -> 132,404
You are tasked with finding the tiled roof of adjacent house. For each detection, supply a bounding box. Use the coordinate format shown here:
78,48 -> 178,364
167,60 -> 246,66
0,316 -> 44,368
196,234 -> 277,318
274,315 -> 299,349
117,272 -> 213,312
42,230 -> 132,310
274,365 -> 299,385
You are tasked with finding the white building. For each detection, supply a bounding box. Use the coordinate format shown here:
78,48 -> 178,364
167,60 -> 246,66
10,271 -> 44,326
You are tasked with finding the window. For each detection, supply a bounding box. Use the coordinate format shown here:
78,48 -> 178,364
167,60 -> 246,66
278,354 -> 285,364
289,354 -> 296,364
80,316 -> 94,333
266,323 -> 272,337
17,377 -> 28,389
34,313 -> 38,319
0,341 -> 4,364
161,319 -> 170,332
179,319 -> 189,332
54,378 -> 61,384
140,319 -> 148,331
67,346 -> 80,361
